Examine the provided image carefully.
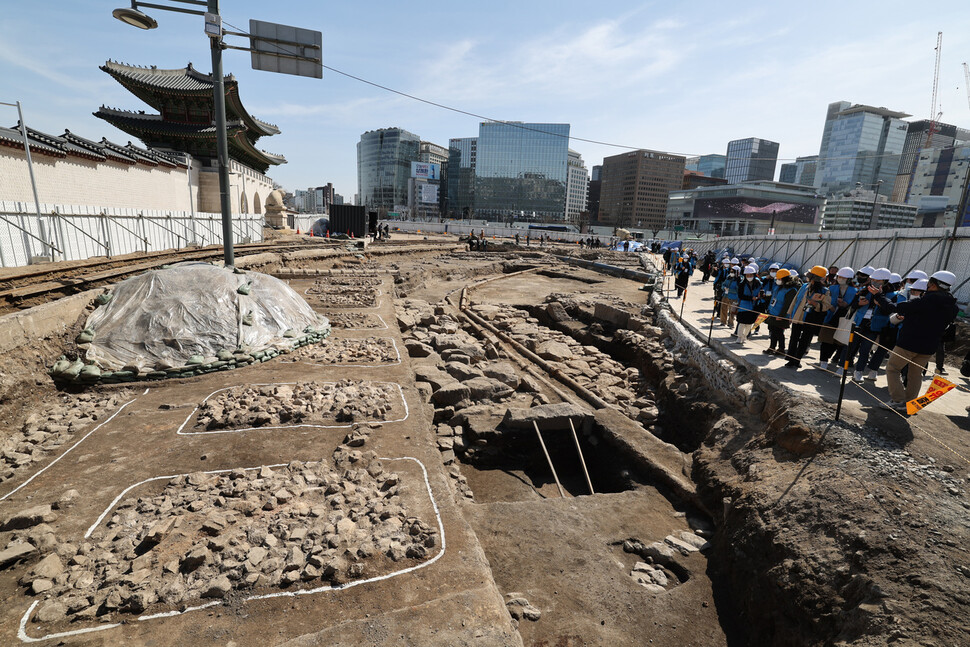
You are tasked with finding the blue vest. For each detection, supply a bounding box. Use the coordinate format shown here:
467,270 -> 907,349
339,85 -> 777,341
768,285 -> 795,316
737,278 -> 762,312
723,277 -> 739,300
824,284 -> 858,324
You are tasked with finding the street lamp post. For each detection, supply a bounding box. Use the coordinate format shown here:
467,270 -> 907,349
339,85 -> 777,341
113,0 -> 236,267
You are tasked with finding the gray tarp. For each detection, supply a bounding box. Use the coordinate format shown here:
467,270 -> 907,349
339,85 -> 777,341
84,263 -> 329,372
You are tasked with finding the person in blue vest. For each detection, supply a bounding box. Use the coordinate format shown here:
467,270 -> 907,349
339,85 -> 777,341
845,268 -> 896,382
862,275 -> 907,381
785,266 -> 832,368
817,266 -> 857,373
674,254 -> 692,298
712,258 -> 731,316
765,269 -> 797,355
720,265 -> 741,327
735,265 -> 762,345
884,271 -> 959,411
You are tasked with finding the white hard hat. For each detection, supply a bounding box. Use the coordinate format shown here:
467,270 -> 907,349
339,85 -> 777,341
789,269 -> 799,277
869,268 -> 892,281
731,264 -> 740,271
911,279 -> 929,291
905,270 -> 927,281
769,263 -> 781,270
743,265 -> 757,275
722,258 -> 731,265
731,257 -> 739,264
747,262 -> 760,273
836,267 -> 855,278
858,266 -> 875,276
931,270 -> 956,288
889,273 -> 902,284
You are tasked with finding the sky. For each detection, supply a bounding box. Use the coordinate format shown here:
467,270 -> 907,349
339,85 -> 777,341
2,1 -> 969,202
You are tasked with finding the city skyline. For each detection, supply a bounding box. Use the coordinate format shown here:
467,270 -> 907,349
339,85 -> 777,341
2,2 -> 968,203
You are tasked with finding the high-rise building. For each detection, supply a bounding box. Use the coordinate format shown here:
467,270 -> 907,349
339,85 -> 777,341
891,120 -> 960,202
419,141 -> 449,166
813,101 -> 909,199
598,149 -> 685,230
474,122 -> 570,220
779,155 -> 818,186
697,154 -> 726,179
446,137 -> 477,218
820,187 -> 917,231
666,181 -> 823,236
565,149 -> 589,224
907,144 -> 970,226
725,138 -> 779,184
357,127 -> 421,210
587,165 -> 602,222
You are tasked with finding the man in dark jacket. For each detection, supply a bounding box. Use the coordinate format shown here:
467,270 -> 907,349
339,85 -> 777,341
885,271 -> 960,409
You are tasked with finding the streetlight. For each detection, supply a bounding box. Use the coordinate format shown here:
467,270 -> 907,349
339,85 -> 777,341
113,0 -> 236,267
857,180 -> 883,228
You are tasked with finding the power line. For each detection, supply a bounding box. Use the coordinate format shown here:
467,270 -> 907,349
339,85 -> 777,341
221,19 -> 939,168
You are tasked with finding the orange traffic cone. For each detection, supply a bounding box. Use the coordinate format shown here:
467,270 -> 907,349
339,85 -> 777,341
309,229 -> 314,237
297,229 -> 301,234
326,230 -> 330,238
350,231 -> 354,239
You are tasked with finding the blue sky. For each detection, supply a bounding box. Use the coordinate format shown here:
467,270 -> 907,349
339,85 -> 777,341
2,1 -> 969,201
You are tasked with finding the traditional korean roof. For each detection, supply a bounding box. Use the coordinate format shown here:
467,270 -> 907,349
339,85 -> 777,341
101,60 -> 281,137
94,107 -> 284,173
0,123 -> 185,168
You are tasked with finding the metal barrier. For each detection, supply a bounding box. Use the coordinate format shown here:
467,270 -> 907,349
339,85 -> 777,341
0,200 -> 264,267
689,227 -> 970,305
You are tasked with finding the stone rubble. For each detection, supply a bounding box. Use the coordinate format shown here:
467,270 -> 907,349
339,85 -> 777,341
0,390 -> 132,484
309,288 -> 380,309
15,437 -> 438,625
310,277 -> 383,290
195,380 -> 400,430
293,338 -> 398,365
325,313 -> 386,330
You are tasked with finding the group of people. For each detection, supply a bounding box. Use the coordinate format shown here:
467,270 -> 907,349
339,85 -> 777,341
671,250 -> 960,413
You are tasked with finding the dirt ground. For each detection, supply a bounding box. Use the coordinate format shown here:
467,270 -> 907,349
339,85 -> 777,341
1,240 -> 968,645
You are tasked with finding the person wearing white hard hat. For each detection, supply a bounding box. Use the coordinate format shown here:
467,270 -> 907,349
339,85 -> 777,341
817,267 -> 858,373
862,273 -> 907,381
883,270 -> 960,411
899,270 -> 928,300
735,265 -> 762,345
720,265 -> 741,328
856,266 -> 875,286
845,268 -> 896,382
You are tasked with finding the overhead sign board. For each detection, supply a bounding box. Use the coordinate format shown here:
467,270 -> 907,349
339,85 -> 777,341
249,19 -> 323,79
411,162 -> 440,180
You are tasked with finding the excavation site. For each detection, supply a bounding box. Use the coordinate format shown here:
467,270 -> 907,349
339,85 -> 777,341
0,234 -> 967,647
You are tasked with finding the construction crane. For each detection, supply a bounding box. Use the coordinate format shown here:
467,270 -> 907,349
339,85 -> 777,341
903,32 -> 943,203
964,62 -> 970,111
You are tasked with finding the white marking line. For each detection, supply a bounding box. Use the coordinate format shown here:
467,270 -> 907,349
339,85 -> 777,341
0,400 -> 137,503
20,457 -> 443,643
175,381 -> 409,436
295,336 -> 402,368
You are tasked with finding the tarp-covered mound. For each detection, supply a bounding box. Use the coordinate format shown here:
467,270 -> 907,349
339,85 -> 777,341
309,218 -> 330,237
79,262 -> 330,373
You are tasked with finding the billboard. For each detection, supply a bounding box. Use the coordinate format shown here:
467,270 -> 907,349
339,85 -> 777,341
694,197 -> 818,224
419,183 -> 439,204
411,162 -> 441,180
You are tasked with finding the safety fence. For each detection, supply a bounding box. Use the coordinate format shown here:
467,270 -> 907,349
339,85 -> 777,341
688,227 -> 970,306
0,200 -> 264,267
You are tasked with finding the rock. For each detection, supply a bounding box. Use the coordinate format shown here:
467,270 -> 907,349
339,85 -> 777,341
31,554 -> 64,579
0,541 -> 36,567
431,384 -> 471,407
664,534 -> 700,555
2,504 -> 56,530
144,518 -> 176,546
53,489 -> 80,510
30,578 -> 53,594
677,531 -> 709,550
464,376 -> 514,401
444,362 -> 484,382
247,546 -> 267,565
413,366 -> 454,391
202,575 -> 232,598
404,340 -> 434,358
545,302 -> 570,322
180,546 -> 210,572
643,541 -> 678,564
535,340 -> 573,362
34,601 -> 67,624
506,596 -> 542,621
481,362 -> 520,389
502,403 -> 588,431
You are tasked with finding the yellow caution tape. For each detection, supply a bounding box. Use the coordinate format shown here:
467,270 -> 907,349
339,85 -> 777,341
906,376 -> 956,415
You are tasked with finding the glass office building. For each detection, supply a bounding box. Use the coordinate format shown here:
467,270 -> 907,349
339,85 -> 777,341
725,138 -> 779,184
814,102 -> 909,199
357,127 -> 421,210
474,122 -> 570,220
697,154 -> 726,179
446,137 -> 477,218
